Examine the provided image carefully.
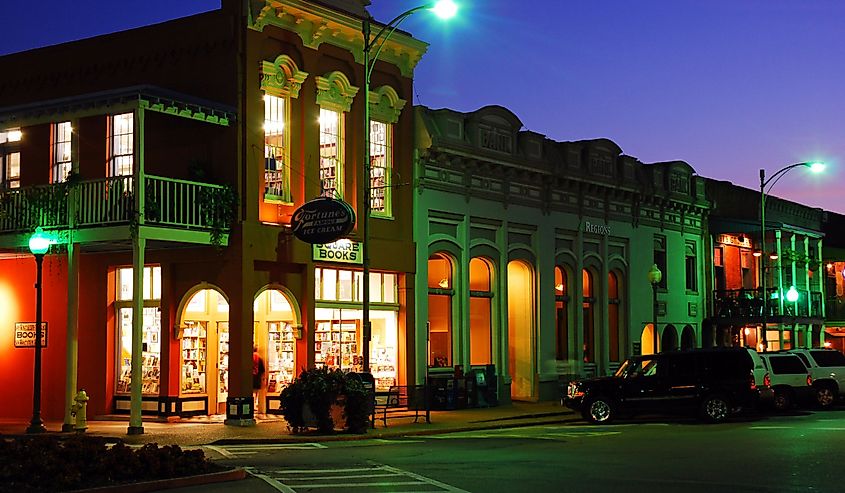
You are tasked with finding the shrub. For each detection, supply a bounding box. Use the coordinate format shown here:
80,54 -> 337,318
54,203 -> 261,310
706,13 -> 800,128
0,435 -> 222,493
279,367 -> 371,434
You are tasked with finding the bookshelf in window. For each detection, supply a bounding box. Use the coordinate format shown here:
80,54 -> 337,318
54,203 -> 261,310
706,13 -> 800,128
181,321 -> 207,394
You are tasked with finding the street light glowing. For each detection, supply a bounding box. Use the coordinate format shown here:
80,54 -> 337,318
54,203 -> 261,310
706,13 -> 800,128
28,228 -> 50,255
431,0 -> 458,19
786,285 -> 799,303
807,161 -> 825,173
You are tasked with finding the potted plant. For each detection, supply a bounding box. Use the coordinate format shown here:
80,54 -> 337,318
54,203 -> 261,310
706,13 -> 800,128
279,367 -> 370,434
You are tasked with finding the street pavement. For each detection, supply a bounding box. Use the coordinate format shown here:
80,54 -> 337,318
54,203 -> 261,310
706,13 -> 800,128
0,400 -> 576,446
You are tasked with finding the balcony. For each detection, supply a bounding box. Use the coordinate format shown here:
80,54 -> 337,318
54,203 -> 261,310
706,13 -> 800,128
0,174 -> 231,248
713,288 -> 823,323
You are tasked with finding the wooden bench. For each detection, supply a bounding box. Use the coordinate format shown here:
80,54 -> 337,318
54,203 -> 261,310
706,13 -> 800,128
372,385 -> 430,428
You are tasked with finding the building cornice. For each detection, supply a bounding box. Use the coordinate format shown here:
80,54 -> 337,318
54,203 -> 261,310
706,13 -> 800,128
252,0 -> 428,77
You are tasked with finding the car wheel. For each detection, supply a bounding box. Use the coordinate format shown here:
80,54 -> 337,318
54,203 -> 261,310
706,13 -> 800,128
773,389 -> 792,412
700,395 -> 730,423
815,385 -> 836,408
584,397 -> 614,424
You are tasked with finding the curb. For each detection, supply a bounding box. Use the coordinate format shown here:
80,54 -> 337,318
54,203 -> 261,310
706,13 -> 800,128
68,467 -> 247,493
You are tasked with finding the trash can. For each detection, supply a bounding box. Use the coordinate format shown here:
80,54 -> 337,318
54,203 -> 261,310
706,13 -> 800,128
484,364 -> 498,407
226,397 -> 252,421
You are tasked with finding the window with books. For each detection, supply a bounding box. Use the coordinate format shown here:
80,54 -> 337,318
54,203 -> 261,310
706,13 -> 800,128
115,266 -> 161,395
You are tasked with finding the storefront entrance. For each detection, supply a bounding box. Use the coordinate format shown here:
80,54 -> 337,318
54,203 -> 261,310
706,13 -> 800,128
507,260 -> 535,401
254,288 -> 299,414
180,288 -> 229,415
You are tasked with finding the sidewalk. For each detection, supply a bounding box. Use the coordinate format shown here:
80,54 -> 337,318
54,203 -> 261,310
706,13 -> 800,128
0,401 -> 578,446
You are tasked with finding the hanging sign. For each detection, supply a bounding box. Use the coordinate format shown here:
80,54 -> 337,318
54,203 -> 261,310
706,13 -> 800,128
291,197 -> 356,244
14,322 -> 48,348
313,240 -> 362,264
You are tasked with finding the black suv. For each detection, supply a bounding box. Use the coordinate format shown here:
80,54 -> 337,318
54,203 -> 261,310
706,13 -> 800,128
565,348 -> 772,424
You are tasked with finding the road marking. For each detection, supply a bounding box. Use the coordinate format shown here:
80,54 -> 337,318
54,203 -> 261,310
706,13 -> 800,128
749,426 -> 793,430
205,443 -> 326,458
255,464 -> 467,492
812,427 -> 845,431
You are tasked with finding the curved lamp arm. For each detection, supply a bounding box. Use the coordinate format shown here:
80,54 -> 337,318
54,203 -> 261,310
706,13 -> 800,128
364,5 -> 430,79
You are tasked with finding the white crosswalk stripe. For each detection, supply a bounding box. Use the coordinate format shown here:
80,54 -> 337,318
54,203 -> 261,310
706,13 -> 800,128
252,464 -> 469,492
204,442 -> 326,458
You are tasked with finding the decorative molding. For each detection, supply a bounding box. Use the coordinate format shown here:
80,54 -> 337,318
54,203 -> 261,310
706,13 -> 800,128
315,71 -> 359,112
260,55 -> 308,98
369,85 -> 406,124
252,0 -> 428,77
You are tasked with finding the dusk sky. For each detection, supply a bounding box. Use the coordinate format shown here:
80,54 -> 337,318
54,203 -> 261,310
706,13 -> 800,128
2,1 -> 843,212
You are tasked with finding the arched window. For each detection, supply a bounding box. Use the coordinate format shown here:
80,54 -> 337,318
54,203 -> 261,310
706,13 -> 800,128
469,258 -> 493,365
428,253 -> 454,367
608,272 -> 620,362
555,266 -> 569,360
582,269 -> 595,363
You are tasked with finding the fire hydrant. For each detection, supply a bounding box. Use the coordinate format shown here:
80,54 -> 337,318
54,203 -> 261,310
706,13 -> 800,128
70,389 -> 89,432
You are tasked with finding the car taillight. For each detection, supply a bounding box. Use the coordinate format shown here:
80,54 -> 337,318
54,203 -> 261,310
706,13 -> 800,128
749,371 -> 757,390
807,374 -> 813,386
763,372 -> 771,387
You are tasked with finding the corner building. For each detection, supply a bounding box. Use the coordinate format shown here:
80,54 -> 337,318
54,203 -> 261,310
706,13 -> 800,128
0,0 -> 422,426
414,106 -> 710,401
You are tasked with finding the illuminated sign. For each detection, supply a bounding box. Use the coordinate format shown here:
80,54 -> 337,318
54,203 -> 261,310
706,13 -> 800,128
717,234 -> 752,249
14,322 -> 48,348
291,197 -> 356,244
313,240 -> 362,265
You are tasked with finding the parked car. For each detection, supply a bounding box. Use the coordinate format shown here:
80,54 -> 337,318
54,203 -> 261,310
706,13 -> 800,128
564,348 -> 772,424
759,352 -> 813,411
786,348 -> 845,407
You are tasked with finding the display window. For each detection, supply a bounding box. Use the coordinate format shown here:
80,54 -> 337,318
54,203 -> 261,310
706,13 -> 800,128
180,321 -> 207,394
115,266 -> 161,395
315,267 -> 400,390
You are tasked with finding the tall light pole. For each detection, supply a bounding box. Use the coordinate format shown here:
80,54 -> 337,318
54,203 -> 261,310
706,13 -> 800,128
26,228 -> 50,434
647,264 -> 662,355
361,0 -> 457,373
759,161 -> 825,351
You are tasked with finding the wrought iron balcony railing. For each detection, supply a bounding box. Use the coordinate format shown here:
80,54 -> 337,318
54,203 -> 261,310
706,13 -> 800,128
713,288 -> 823,319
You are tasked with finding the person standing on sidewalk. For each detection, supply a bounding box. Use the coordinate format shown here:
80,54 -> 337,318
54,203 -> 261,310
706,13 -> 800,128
252,346 -> 265,415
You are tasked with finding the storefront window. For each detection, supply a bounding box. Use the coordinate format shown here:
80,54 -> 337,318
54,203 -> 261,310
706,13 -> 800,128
583,269 -> 595,364
315,268 -> 400,389
115,266 -> 161,395
555,266 -> 569,360
469,258 -> 492,366
181,320 -> 207,394
428,253 -> 454,368
608,272 -> 620,362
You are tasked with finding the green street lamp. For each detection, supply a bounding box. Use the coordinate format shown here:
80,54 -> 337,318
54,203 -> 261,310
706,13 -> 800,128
759,161 -> 825,350
26,227 -> 50,434
647,264 -> 662,354
361,1 -> 458,373
786,285 -> 800,303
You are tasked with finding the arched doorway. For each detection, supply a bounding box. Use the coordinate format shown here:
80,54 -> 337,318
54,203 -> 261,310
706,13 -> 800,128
508,260 -> 535,401
177,286 -> 229,415
641,324 -> 659,355
254,287 -> 300,414
662,325 -> 678,351
681,325 -> 695,350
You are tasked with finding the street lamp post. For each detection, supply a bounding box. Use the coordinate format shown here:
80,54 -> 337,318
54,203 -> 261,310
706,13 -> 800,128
647,264 -> 662,355
26,228 -> 50,434
759,162 -> 825,350
361,1 -> 457,373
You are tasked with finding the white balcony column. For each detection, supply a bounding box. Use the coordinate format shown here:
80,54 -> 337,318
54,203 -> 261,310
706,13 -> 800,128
128,106 -> 146,435
61,241 -> 80,432
128,236 -> 146,435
